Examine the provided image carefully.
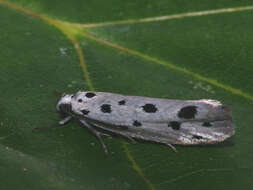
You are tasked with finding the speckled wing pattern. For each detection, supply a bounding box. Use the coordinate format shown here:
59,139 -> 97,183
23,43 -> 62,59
56,91 -> 235,154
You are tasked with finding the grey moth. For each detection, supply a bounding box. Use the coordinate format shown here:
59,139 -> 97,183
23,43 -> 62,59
56,91 -> 235,154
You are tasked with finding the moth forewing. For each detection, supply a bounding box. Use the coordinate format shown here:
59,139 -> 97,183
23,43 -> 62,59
56,91 -> 235,154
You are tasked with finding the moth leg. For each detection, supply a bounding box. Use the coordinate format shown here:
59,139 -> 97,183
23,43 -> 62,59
166,144 -> 178,153
79,120 -> 109,156
100,133 -> 111,138
59,116 -> 72,125
118,133 -> 136,143
88,121 -> 136,144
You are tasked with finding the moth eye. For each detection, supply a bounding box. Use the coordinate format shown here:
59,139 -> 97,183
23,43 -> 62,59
81,109 -> 89,115
142,103 -> 158,113
192,135 -> 203,140
202,122 -> 212,127
178,106 -> 197,119
85,92 -> 96,98
118,100 -> 126,105
168,121 -> 181,130
133,120 -> 142,127
78,99 -> 83,103
101,104 -> 112,113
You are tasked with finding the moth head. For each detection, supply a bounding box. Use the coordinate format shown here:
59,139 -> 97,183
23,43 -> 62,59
56,94 -> 73,114
57,91 -> 97,116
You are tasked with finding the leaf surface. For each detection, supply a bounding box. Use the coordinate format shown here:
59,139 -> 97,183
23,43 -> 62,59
1,1 -> 253,189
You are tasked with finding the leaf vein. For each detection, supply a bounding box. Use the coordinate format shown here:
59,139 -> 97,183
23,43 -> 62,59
0,1 -> 153,189
82,31 -> 253,102
72,6 -> 253,28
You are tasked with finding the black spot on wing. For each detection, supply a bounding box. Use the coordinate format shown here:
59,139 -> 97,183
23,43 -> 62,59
133,120 -> 142,127
85,92 -> 96,98
81,109 -> 89,115
192,135 -> 203,140
168,121 -> 181,130
78,99 -> 83,103
118,100 -> 126,105
142,104 -> 158,113
178,106 -> 197,119
202,122 -> 212,127
101,104 -> 112,113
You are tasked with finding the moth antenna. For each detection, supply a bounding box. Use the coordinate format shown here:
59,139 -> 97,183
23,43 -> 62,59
33,123 -> 60,131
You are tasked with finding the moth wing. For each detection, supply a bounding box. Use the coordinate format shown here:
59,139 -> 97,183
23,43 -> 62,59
81,116 -> 234,145
72,92 -> 234,145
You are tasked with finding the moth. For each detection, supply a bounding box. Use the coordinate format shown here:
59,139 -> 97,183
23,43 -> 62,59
56,91 -> 235,154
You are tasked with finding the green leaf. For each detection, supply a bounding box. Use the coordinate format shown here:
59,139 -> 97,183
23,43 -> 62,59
1,0 -> 253,189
